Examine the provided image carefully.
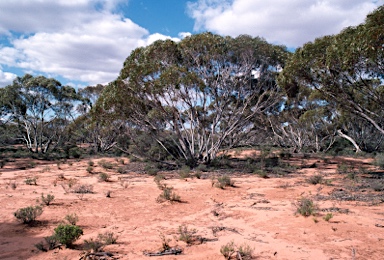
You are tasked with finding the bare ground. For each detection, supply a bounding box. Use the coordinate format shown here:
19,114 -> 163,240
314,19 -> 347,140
0,153 -> 383,260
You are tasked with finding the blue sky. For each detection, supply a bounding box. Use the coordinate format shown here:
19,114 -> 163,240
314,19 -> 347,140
0,0 -> 383,88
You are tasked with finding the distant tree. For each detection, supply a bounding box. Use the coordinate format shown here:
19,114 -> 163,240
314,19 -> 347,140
97,33 -> 288,165
0,74 -> 85,153
278,6 -> 384,152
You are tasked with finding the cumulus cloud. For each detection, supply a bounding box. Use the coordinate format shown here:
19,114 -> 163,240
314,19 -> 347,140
187,0 -> 384,47
0,0 -> 185,86
0,67 -> 17,87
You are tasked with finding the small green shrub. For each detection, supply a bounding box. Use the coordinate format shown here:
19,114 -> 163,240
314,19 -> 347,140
98,160 -> 114,170
371,182 -> 384,191
86,166 -> 94,173
64,213 -> 79,225
215,175 -> 235,189
295,197 -> 317,217
40,193 -> 55,206
88,160 -> 94,167
178,225 -> 197,245
83,237 -> 104,252
237,243 -> 254,260
72,184 -> 93,193
220,241 -> 236,259
14,205 -> 43,224
323,213 -> 333,222
307,175 -> 323,185
98,172 -> 110,182
25,177 -> 37,185
54,224 -> 83,247
157,186 -> 181,202
220,240 -> 253,259
337,163 -> 350,174
98,231 -> 118,245
374,153 -> 384,169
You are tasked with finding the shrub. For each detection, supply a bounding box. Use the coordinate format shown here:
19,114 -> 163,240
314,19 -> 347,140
374,153 -> 384,169
25,177 -> 37,185
307,175 -> 323,185
98,231 -> 118,245
98,172 -> 110,182
323,213 -> 333,222
72,184 -> 93,194
88,160 -> 95,167
215,175 -> 235,189
371,182 -> 384,192
237,243 -> 254,260
86,166 -> 94,173
54,224 -> 83,247
14,205 -> 43,224
178,225 -> 197,245
40,193 -> 55,206
98,160 -> 114,170
337,163 -> 350,174
220,241 -> 236,259
295,197 -> 317,217
64,213 -> 79,225
157,186 -> 181,203
83,237 -> 104,252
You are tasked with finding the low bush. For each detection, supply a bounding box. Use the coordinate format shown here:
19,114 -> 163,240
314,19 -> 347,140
72,184 -> 93,194
323,213 -> 333,222
64,213 -> 79,225
307,175 -> 323,185
295,197 -> 317,217
98,172 -> 110,182
374,153 -> 384,169
40,193 -> 55,206
215,175 -> 235,189
98,160 -> 115,170
220,241 -> 236,259
157,186 -> 181,203
14,205 -> 43,224
178,225 -> 197,245
220,240 -> 253,260
25,177 -> 37,185
54,224 -> 83,247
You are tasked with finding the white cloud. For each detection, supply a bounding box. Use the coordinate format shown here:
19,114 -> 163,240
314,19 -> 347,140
187,0 -> 384,47
0,0 -> 186,86
0,68 -> 17,87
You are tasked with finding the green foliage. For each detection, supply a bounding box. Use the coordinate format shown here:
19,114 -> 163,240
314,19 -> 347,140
307,175 -> 323,185
220,241 -> 236,259
97,32 -> 287,165
98,231 -> 118,245
86,165 -> 94,173
98,172 -> 110,182
157,186 -> 181,203
64,213 -> 79,225
178,225 -> 197,245
39,193 -> 55,206
374,153 -> 384,169
98,159 -> 115,170
72,184 -> 93,194
323,213 -> 333,222
215,175 -> 235,189
54,224 -> 83,247
25,177 -> 37,185
14,205 -> 43,224
295,197 -> 317,217
83,237 -> 104,252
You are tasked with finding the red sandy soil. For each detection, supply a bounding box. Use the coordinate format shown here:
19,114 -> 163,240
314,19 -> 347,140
0,153 -> 383,260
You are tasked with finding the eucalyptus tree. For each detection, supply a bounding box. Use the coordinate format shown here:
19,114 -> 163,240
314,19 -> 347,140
278,6 -> 384,152
97,33 -> 288,165
0,74 -> 85,154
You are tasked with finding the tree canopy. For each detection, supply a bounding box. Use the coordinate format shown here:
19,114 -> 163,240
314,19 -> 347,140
97,33 -> 288,165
